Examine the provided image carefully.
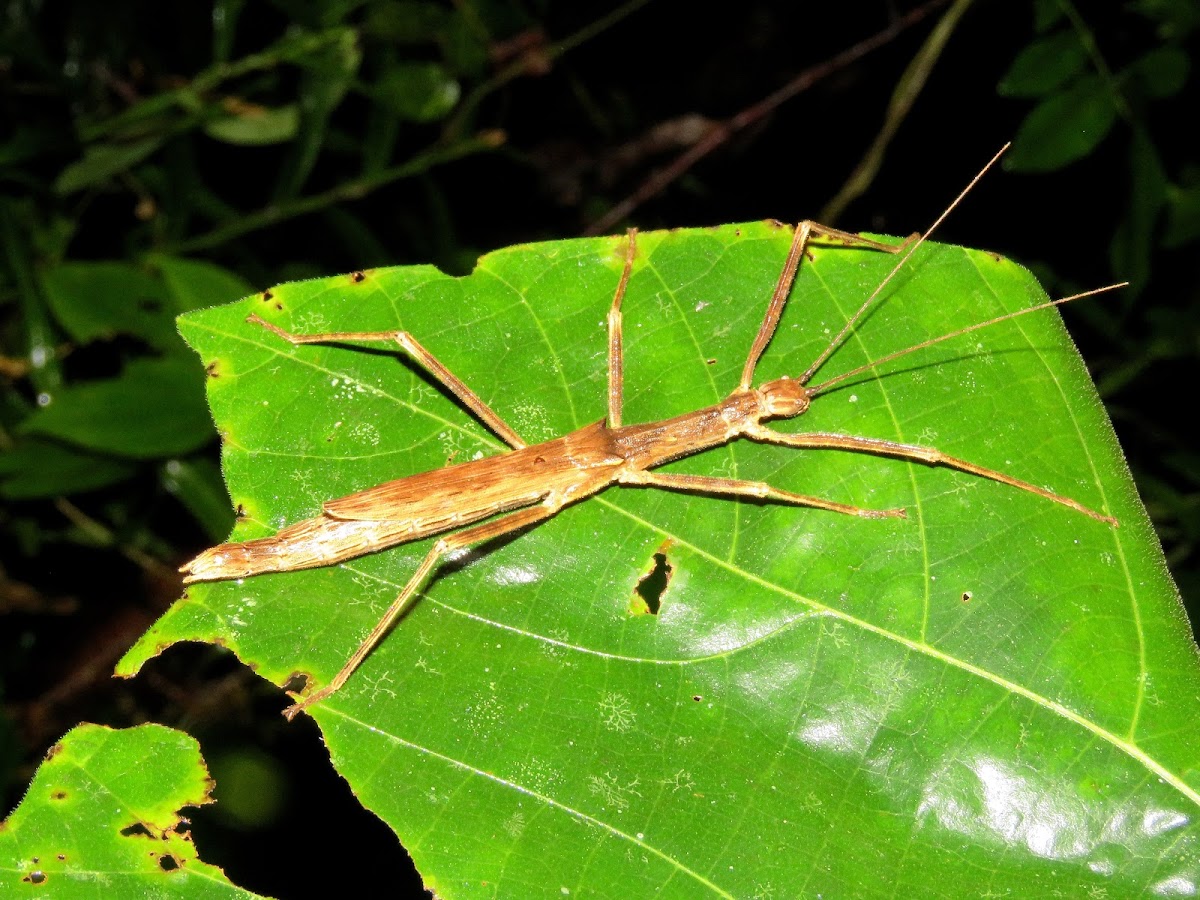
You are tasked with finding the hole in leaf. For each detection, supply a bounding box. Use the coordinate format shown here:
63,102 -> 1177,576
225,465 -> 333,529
120,822 -> 154,839
284,672 -> 311,695
159,854 -> 180,872
25,870 -> 46,884
632,551 -> 673,615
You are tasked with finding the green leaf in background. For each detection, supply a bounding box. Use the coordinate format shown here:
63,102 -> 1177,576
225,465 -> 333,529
1165,179 -> 1200,248
0,724 -> 262,897
53,137 -> 164,195
204,103 -> 300,146
41,262 -> 177,349
997,30 -> 1088,98
0,440 -> 136,499
1124,46 -> 1190,100
155,256 -> 257,313
41,257 -> 255,350
1033,0 -> 1066,32
376,62 -> 461,123
1006,74 -> 1118,172
22,357 -> 211,458
121,224 -> 1196,896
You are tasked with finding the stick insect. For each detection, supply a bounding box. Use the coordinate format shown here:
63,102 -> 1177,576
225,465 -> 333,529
182,148 -> 1122,721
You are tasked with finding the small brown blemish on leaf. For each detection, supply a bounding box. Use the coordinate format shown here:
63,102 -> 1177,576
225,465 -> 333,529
706,358 -> 717,366
56,854 -> 65,861
350,270 -> 366,283
235,504 -> 246,518
50,790 -> 67,800
205,361 -> 220,378
961,590 -> 973,603
693,695 -> 703,702
45,743 -> 63,760
261,289 -> 274,302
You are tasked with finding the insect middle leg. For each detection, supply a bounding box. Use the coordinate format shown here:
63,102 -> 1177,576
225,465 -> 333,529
248,314 -> 527,450
283,499 -> 562,720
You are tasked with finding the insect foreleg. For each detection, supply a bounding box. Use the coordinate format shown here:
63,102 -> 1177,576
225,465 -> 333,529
739,222 -> 911,391
606,229 -> 638,429
618,470 -> 905,519
248,314 -> 527,450
283,500 -> 562,721
746,425 -> 1117,525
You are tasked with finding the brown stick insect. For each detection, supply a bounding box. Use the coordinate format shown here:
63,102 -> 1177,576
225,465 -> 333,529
182,148 -> 1122,721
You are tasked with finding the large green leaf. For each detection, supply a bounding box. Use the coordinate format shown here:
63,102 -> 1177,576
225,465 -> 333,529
121,223 -> 1197,897
0,724 -> 261,897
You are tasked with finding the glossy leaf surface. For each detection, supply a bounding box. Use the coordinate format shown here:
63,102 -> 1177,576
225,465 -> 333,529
122,223 -> 1197,897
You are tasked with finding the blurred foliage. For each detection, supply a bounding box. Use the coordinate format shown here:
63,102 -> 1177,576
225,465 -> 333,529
0,0 -> 1196,896
998,0 -> 1199,605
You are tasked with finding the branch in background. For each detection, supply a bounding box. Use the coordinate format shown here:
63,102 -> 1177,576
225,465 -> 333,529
167,130 -> 505,255
584,0 -> 951,236
53,498 -> 176,582
444,0 -> 657,142
820,0 -> 973,223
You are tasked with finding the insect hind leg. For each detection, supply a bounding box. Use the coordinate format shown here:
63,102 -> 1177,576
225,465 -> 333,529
282,500 -> 560,721
618,469 -> 905,519
249,314 -> 527,451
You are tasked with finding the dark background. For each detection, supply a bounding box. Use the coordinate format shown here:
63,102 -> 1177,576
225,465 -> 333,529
2,1 -> 1197,895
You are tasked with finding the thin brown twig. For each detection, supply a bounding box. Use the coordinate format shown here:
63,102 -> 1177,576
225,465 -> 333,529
444,0 -> 656,142
583,0 -> 951,237
819,0 -> 974,224
54,497 -> 177,581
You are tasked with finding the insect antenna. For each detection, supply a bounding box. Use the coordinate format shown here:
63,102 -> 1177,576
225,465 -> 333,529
799,143 -> 1010,388
807,282 -> 1128,398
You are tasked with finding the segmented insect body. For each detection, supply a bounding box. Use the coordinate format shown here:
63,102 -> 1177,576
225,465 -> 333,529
182,151 -> 1120,720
